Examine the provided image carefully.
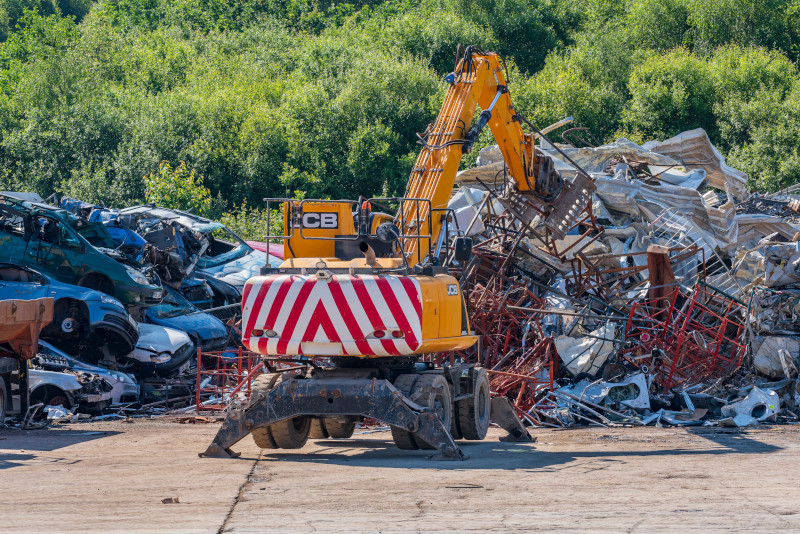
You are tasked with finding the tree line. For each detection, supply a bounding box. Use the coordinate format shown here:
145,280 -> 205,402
0,0 -> 798,236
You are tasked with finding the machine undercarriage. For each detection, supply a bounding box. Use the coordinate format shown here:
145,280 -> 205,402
202,359 -> 531,460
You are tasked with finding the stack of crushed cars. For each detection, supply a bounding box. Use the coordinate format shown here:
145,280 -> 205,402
444,126 -> 800,429
0,192 -> 279,421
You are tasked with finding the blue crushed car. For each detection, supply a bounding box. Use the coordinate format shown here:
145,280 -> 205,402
60,198 -> 243,310
0,263 -> 139,355
144,285 -> 229,352
117,205 -> 280,290
0,195 -> 163,309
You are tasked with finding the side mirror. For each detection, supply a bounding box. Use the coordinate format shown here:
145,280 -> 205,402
453,236 -> 473,262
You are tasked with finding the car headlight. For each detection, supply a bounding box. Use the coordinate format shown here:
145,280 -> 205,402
109,371 -> 136,384
151,353 -> 171,364
125,266 -> 150,286
100,294 -> 124,307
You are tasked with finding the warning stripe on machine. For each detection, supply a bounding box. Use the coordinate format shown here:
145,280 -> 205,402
241,274 -> 423,357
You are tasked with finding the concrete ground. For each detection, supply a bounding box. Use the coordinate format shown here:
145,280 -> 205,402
1,419 -> 799,533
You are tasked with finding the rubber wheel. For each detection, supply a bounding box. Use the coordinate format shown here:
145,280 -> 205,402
308,419 -> 329,439
44,301 -> 86,353
249,373 -> 281,449
270,416 -> 311,449
457,367 -> 491,440
390,374 -> 421,450
409,374 -> 453,450
325,419 -> 356,439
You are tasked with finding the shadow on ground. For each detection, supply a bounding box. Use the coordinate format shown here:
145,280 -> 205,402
0,427 -> 121,469
219,429 -> 783,471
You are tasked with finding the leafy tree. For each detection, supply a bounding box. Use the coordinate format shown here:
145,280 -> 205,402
622,49 -> 716,141
725,86 -> 800,192
685,0 -> 793,56
2,0 -> 59,35
144,161 -> 212,215
623,0 -> 689,52
0,0 -> 799,206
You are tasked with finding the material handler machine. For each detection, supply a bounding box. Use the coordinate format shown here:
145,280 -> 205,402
203,46 -> 595,460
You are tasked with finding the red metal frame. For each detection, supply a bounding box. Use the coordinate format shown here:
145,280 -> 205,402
620,283 -> 747,392
195,347 -> 265,411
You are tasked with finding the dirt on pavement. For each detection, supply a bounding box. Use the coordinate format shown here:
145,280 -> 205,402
1,419 -> 799,533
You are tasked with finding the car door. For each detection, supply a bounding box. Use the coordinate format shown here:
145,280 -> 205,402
24,216 -> 84,284
0,204 -> 33,263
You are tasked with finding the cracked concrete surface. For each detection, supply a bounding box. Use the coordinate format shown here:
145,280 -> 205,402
2,420 -> 799,532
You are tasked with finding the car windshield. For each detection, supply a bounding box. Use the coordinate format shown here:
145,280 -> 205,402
148,287 -> 196,318
72,220 -> 115,248
196,239 -> 250,268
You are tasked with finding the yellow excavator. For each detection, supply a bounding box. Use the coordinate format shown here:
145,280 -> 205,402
203,46 -> 593,460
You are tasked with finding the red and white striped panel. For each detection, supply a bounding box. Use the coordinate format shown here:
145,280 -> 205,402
241,274 -> 423,357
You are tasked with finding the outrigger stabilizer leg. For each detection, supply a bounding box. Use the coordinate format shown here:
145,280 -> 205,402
200,375 -> 467,460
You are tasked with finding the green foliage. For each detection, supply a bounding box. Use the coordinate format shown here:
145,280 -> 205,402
2,1 -> 59,32
685,0 -> 793,56
622,49 -> 716,140
623,0 -> 689,52
724,89 -> 800,192
0,0 -> 799,210
144,161 -> 212,215
380,2 -> 494,75
219,199 -> 284,242
453,0 -> 581,75
711,46 -> 798,147
512,31 -> 637,141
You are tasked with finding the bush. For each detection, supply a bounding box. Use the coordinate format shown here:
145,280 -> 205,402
622,49 -> 716,141
2,0 -> 800,207
219,199 -> 284,242
623,0 -> 689,52
685,0 -> 793,56
144,161 -> 212,215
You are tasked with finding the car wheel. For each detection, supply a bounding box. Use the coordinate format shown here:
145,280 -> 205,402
30,386 -> 72,419
48,394 -> 71,409
44,300 -> 87,353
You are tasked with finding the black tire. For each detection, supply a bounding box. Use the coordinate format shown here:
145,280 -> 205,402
457,367 -> 491,440
249,373 -> 281,449
270,416 -> 311,449
308,418 -> 329,439
390,373 -> 421,450
325,419 -> 356,439
252,372 -> 311,449
410,374 -> 453,450
42,300 -> 87,353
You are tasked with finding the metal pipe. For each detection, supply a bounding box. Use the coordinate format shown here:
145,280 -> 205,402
359,241 -> 377,266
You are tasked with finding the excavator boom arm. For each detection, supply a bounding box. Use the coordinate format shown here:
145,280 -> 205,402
401,48 -> 557,262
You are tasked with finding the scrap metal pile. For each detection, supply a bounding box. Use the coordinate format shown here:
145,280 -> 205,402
443,127 -> 800,429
